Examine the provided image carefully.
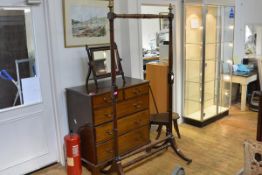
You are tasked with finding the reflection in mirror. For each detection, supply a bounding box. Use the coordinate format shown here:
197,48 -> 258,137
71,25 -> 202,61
0,7 -> 42,111
93,50 -> 114,75
86,45 -> 121,78
85,44 -> 125,91
245,24 -> 262,56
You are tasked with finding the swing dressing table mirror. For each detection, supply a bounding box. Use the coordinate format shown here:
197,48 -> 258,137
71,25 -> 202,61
86,44 -> 125,91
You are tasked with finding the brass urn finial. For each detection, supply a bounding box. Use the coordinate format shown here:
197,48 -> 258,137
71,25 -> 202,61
169,3 -> 173,13
109,0 -> 113,12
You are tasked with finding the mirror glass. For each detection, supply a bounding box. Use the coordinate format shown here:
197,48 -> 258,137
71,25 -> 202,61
0,7 -> 42,111
93,50 -> 112,75
91,47 -> 119,76
245,24 -> 262,56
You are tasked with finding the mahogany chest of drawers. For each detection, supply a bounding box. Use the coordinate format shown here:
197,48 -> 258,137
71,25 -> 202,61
66,77 -> 150,174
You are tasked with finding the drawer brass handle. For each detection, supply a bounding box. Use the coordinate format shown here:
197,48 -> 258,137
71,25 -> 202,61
133,104 -> 142,109
134,137 -> 141,142
134,121 -> 140,125
133,90 -> 139,94
105,130 -> 113,135
103,97 -> 112,103
104,113 -> 112,118
106,149 -> 113,153
133,89 -> 142,95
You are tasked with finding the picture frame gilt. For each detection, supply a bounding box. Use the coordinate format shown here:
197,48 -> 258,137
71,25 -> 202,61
63,0 -> 110,48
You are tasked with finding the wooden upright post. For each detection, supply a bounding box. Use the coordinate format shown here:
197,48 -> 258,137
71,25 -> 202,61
108,1 -> 124,174
257,93 -> 262,141
167,3 -> 174,135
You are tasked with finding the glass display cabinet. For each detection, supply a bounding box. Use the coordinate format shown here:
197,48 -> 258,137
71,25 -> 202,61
183,0 -> 235,127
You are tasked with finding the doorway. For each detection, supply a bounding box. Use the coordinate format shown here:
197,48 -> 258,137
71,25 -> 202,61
141,5 -> 170,79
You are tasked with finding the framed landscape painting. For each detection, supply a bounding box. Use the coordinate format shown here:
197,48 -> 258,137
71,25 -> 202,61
63,0 -> 109,47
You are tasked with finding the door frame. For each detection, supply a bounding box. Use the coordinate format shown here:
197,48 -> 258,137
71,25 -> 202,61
40,0 -> 64,164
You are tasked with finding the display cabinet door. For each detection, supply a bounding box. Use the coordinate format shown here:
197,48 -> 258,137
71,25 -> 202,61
218,6 -> 235,113
202,5 -> 220,120
184,5 -> 203,121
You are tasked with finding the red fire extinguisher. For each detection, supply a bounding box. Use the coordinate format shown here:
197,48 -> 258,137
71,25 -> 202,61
64,133 -> 82,175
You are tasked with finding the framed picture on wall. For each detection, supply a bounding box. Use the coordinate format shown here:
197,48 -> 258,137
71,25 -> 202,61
63,0 -> 110,48
159,12 -> 169,30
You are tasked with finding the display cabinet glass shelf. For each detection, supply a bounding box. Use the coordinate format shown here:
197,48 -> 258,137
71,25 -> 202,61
183,0 -> 235,127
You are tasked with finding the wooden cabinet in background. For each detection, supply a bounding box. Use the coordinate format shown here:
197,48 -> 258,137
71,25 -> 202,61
66,77 -> 150,175
146,62 -> 169,114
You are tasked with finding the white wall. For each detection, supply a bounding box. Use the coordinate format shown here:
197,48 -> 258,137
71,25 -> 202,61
234,0 -> 262,63
115,0 -> 132,76
141,6 -> 169,50
256,26 -> 262,56
45,0 -> 86,164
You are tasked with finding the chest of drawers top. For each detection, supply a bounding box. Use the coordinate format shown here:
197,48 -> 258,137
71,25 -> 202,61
67,77 -> 148,97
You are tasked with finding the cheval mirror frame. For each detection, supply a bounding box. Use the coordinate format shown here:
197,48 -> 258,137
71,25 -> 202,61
85,43 -> 125,91
100,1 -> 192,175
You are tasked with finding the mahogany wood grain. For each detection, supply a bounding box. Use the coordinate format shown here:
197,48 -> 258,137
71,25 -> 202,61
96,126 -> 149,163
95,122 -> 113,143
93,95 -> 149,126
67,77 -> 148,97
257,94 -> 262,141
114,14 -> 171,19
96,139 -> 114,163
93,107 -> 113,126
80,127 -> 96,164
92,90 -> 123,109
116,95 -> 149,118
95,110 -> 149,143
118,110 -> 149,135
66,90 -> 93,132
118,125 -> 150,155
124,84 -> 149,99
